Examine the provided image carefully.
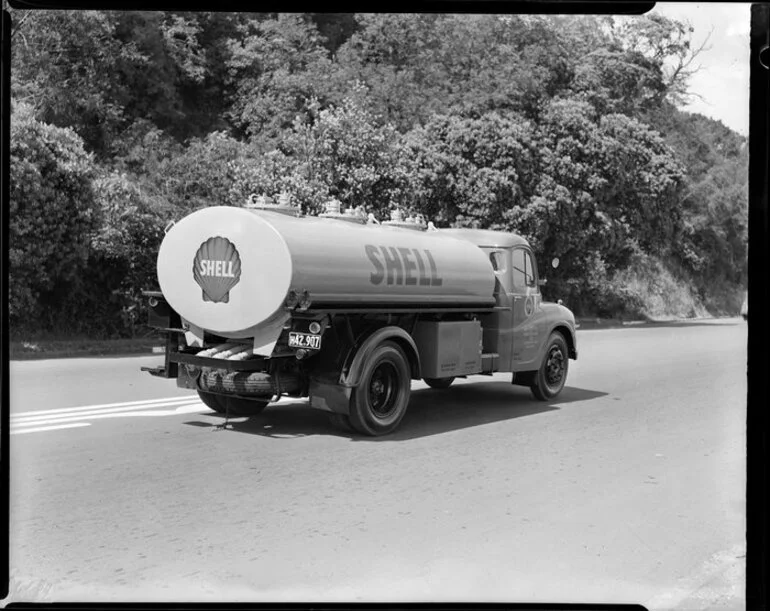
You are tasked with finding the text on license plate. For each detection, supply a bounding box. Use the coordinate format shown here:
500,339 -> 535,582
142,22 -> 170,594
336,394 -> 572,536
288,332 -> 321,350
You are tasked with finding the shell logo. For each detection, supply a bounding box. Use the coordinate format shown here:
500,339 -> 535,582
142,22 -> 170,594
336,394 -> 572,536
525,295 -> 534,317
192,236 -> 242,303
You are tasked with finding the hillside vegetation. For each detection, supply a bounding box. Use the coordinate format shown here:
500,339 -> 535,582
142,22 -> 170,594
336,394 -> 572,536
8,11 -> 748,338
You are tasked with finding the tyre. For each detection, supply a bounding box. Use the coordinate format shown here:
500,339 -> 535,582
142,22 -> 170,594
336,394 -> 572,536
348,341 -> 411,436
198,391 -> 268,416
530,332 -> 569,401
200,368 -> 300,395
224,396 -> 269,416
423,377 -> 454,389
198,391 -> 227,413
328,413 -> 355,433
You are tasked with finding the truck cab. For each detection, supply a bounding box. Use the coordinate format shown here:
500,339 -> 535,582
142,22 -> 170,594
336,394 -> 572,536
437,228 -> 577,378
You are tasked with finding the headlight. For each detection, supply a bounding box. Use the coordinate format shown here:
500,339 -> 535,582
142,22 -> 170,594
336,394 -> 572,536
309,321 -> 321,334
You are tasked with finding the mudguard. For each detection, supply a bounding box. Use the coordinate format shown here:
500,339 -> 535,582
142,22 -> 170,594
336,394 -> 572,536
340,326 -> 421,388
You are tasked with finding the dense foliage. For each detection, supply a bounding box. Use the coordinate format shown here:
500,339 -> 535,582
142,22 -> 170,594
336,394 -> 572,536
8,10 -> 748,338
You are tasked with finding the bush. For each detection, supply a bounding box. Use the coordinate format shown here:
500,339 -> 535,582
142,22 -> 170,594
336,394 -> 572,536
72,172 -> 170,338
9,103 -> 100,335
609,252 -> 709,319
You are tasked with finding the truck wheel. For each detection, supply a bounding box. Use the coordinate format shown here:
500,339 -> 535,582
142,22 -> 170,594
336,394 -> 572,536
224,397 -> 269,416
530,332 -> 569,401
198,391 -> 268,415
328,413 -> 355,433
423,377 -> 454,389
349,341 -> 411,436
198,391 -> 227,413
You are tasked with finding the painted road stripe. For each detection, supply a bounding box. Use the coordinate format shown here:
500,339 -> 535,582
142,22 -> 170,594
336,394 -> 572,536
10,395 -> 306,434
11,395 -> 196,418
11,403 -> 206,428
10,423 -> 92,435
11,400 -> 206,424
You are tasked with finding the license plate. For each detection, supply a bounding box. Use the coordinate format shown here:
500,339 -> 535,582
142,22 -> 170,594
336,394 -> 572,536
288,332 -> 321,350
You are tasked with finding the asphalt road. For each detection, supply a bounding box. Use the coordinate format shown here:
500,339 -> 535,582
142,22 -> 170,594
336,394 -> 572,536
7,319 -> 747,607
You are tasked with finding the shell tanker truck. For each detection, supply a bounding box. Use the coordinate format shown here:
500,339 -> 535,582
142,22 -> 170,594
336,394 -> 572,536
143,198 -> 578,436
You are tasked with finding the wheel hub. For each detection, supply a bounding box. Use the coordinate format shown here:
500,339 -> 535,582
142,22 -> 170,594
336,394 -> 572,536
545,348 -> 564,386
369,363 -> 398,416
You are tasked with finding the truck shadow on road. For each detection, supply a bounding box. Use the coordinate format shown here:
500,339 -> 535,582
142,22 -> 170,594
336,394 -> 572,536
184,382 -> 607,441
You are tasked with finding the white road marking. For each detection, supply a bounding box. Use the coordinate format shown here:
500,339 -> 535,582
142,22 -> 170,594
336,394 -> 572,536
11,401 -> 204,424
10,394 -> 308,435
12,395 -> 195,418
10,396 -> 212,434
10,423 -> 92,435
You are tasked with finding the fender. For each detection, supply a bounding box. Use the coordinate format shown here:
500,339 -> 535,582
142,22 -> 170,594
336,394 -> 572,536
538,303 -> 578,361
340,326 -> 421,388
550,322 -> 578,360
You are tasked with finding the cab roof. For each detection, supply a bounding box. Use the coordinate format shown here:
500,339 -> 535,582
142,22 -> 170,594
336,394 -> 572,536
436,228 -> 529,249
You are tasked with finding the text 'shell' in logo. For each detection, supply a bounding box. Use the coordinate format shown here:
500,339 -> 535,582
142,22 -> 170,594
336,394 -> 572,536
193,236 -> 242,303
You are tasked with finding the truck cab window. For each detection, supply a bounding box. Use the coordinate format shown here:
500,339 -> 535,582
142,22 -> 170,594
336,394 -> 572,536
489,251 -> 505,272
524,251 -> 536,287
511,248 -> 526,289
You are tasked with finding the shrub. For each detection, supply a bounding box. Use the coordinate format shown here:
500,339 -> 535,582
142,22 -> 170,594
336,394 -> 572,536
75,172 -> 170,337
9,103 -> 99,335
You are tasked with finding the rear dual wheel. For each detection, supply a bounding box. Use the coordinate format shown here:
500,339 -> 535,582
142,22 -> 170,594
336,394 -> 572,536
347,341 -> 411,436
197,391 -> 269,416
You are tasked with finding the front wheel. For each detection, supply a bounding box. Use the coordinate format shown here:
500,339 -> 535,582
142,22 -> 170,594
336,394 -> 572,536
348,341 -> 411,436
530,332 -> 569,401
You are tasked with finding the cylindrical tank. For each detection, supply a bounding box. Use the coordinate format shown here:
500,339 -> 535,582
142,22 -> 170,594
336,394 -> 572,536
157,206 -> 496,337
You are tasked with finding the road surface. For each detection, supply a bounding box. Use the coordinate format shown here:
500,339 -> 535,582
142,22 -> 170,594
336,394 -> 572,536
6,319 -> 747,607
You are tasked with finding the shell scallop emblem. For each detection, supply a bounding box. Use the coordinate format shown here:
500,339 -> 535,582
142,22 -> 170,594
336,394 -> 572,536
525,295 -> 534,317
192,237 -> 242,303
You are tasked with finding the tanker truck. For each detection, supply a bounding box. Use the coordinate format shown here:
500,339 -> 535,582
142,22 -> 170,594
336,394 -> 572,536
142,197 -> 578,436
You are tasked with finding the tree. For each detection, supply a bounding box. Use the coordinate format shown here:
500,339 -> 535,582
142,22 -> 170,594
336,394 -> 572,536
335,14 -> 572,128
11,10 -> 141,157
9,103 -> 100,331
9,9 -> 248,157
514,98 -> 686,311
230,88 -> 408,216
224,14 -> 339,143
308,13 -> 359,55
401,112 -> 538,227
606,13 -> 711,106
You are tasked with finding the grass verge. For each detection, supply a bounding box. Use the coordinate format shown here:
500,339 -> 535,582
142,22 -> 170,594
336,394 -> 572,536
9,337 -> 161,360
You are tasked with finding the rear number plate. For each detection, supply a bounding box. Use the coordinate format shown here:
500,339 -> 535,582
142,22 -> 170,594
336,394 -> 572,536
288,332 -> 321,350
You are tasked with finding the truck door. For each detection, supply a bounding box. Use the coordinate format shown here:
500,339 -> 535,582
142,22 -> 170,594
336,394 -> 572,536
510,246 -> 542,367
479,249 -> 514,369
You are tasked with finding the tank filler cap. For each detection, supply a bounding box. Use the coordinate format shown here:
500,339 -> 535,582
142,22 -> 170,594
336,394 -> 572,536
324,198 -> 341,216
383,208 -> 427,231
245,192 -> 301,217
319,199 -> 367,224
